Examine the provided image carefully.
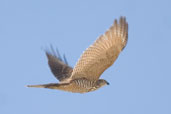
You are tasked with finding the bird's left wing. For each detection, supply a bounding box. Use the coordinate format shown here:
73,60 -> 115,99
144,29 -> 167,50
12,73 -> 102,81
46,46 -> 73,82
71,17 -> 128,80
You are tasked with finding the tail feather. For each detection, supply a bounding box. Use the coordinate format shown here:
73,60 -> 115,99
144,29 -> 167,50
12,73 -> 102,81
26,83 -> 60,89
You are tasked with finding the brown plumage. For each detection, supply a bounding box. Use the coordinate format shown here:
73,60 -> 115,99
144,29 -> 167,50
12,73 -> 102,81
27,16 -> 128,93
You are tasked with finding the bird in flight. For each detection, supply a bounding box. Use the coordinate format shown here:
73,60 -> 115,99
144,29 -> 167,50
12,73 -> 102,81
27,16 -> 128,93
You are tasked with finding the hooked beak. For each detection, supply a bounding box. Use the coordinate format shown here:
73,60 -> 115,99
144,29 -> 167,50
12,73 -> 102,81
106,82 -> 110,85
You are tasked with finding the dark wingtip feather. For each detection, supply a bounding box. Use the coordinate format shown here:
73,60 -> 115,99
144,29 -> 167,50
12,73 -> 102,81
44,45 -> 69,65
63,54 -> 68,65
55,48 -> 62,61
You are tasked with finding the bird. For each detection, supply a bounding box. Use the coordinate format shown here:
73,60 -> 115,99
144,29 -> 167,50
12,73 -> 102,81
27,16 -> 128,93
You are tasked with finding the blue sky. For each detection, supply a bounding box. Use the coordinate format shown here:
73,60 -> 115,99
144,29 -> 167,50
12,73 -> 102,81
0,0 -> 171,114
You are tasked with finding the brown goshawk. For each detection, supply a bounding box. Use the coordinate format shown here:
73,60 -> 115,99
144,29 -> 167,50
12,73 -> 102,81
27,17 -> 128,93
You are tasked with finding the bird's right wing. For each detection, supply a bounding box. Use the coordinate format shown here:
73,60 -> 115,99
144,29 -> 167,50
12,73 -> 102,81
46,46 -> 73,82
71,17 -> 128,81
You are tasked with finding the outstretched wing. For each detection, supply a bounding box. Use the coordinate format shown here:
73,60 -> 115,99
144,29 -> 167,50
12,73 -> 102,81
46,46 -> 73,82
71,17 -> 128,80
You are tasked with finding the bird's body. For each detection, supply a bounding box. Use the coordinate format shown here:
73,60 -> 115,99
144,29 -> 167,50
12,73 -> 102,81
28,78 -> 107,93
27,17 -> 128,93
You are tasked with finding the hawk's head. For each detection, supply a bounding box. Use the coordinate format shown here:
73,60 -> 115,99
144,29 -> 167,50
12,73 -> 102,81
96,79 -> 109,88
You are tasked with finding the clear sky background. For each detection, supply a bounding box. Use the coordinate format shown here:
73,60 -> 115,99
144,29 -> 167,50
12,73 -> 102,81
0,0 -> 171,114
